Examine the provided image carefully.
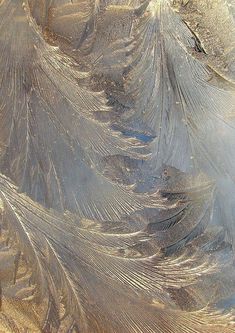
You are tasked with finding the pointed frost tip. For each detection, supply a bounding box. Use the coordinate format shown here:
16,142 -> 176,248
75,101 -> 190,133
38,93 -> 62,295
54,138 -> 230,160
134,0 -> 151,16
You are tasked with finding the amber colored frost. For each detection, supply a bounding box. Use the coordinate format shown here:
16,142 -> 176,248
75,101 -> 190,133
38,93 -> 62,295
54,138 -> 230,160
0,0 -> 235,332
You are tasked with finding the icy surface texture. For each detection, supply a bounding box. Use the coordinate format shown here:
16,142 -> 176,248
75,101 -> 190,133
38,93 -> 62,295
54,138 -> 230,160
0,0 -> 235,332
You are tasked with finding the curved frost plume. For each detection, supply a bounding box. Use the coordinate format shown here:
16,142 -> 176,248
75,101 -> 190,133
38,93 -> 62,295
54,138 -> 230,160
0,0 -> 235,332
0,0 -> 166,222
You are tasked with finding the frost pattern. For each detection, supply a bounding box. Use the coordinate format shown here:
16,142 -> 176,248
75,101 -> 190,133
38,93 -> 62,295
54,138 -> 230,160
0,0 -> 235,332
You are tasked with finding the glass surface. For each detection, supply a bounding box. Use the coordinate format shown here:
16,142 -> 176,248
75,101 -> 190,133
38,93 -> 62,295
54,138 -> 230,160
0,0 -> 235,332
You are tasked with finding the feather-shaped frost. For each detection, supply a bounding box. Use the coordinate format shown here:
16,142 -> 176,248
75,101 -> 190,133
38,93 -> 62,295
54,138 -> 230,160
0,0 -> 166,222
0,0 -> 235,332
